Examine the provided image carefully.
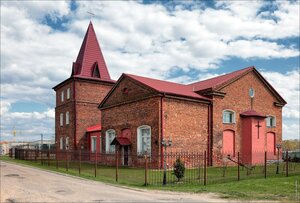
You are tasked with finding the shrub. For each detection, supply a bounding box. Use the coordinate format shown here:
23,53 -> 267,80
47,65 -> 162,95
173,157 -> 185,182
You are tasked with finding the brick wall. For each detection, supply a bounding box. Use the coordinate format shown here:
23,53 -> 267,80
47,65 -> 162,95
163,98 -> 208,153
212,71 -> 283,165
101,97 -> 161,167
55,78 -> 114,152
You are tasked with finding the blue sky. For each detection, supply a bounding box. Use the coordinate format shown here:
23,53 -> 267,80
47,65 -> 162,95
1,0 -> 299,141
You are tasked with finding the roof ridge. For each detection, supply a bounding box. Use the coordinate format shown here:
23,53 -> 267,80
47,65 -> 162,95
125,73 -> 189,87
188,66 -> 254,86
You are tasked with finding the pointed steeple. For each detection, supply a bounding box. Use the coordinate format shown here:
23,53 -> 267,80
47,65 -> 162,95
72,21 -> 111,80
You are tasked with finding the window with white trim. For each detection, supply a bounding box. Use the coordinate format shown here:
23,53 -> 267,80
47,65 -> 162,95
67,88 -> 70,99
61,91 -> 64,102
60,113 -> 63,126
266,116 -> 276,127
223,110 -> 236,124
137,125 -> 151,154
65,137 -> 69,149
106,130 -> 115,153
91,136 -> 97,153
60,137 -> 63,150
66,111 -> 69,125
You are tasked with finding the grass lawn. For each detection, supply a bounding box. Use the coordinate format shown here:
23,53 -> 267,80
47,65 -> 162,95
1,156 -> 299,202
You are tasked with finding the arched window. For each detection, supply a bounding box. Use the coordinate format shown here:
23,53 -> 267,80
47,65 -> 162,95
137,125 -> 151,154
91,136 -> 97,153
66,112 -> 69,125
67,88 -> 71,99
61,91 -> 64,102
60,113 -> 64,126
222,110 -> 236,124
65,137 -> 69,149
60,137 -> 63,150
106,129 -> 115,153
266,116 -> 276,127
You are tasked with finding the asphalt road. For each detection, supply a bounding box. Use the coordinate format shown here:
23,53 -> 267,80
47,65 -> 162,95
0,161 -> 228,203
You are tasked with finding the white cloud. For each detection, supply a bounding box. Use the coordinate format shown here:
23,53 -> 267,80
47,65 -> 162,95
0,1 -> 299,141
261,70 -> 299,140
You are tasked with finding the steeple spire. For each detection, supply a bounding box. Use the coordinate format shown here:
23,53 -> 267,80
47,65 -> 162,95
72,21 -> 111,80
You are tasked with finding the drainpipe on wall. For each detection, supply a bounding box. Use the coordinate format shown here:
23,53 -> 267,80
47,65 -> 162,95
160,94 -> 165,169
207,103 -> 213,166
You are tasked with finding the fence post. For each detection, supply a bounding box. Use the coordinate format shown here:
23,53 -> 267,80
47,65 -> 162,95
286,151 -> 288,177
264,151 -> 267,179
41,149 -> 43,165
144,155 -> 148,186
116,149 -> 118,182
94,151 -> 97,177
47,149 -> 50,167
204,151 -> 207,186
238,152 -> 240,181
66,150 -> 68,171
79,149 -> 81,175
35,149 -> 37,162
56,148 -> 58,169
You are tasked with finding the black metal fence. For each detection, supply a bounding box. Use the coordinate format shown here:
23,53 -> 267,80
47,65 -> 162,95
10,148 -> 300,186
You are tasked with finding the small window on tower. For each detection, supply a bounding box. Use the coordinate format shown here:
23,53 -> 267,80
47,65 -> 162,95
61,91 -> 64,102
60,113 -> 63,126
92,63 -> 100,78
60,137 -> 63,150
67,88 -> 70,99
66,112 -> 69,125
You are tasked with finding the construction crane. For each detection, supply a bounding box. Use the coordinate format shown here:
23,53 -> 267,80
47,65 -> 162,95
11,125 -> 21,142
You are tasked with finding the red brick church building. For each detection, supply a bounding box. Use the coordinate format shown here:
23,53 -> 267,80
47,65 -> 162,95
54,22 -> 286,166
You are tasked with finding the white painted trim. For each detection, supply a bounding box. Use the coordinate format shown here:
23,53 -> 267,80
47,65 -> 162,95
105,129 -> 115,153
137,125 -> 151,154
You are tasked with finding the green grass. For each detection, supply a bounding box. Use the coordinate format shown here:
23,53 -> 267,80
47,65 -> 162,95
1,156 -> 300,202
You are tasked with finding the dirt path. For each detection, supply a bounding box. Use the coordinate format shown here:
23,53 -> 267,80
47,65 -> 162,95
0,161 -> 229,203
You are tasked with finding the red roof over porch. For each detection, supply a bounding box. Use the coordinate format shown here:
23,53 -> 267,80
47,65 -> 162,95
86,124 -> 101,133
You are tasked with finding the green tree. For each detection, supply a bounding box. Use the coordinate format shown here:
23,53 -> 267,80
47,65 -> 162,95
173,157 -> 185,182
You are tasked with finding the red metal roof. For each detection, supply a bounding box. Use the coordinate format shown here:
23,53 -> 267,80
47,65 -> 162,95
189,66 -> 253,91
86,124 -> 101,132
72,21 -> 112,81
125,74 -> 210,101
111,137 -> 131,146
240,110 -> 266,118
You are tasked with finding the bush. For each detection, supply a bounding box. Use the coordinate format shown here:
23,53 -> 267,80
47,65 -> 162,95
173,157 -> 185,182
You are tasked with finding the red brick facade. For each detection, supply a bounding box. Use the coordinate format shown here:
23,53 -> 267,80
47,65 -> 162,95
54,78 -> 114,151
210,71 -> 283,165
54,22 -> 285,167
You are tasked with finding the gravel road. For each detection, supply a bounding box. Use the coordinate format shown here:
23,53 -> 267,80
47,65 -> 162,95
0,161 -> 229,203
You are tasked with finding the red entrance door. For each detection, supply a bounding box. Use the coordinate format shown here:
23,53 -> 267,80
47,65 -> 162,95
267,132 -> 275,159
222,130 -> 235,157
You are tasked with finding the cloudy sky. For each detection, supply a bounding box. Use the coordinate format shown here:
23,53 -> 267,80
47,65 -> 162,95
1,0 -> 299,142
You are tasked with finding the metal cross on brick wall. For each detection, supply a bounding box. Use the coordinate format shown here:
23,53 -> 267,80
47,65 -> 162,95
255,120 -> 262,139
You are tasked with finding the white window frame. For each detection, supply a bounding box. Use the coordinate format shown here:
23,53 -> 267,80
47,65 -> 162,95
66,111 -> 69,125
65,137 -> 69,149
61,91 -> 64,102
106,129 -> 115,153
222,110 -> 236,124
60,113 -> 63,126
60,137 -> 63,150
266,115 -> 276,127
137,125 -> 151,155
67,88 -> 70,99
91,136 -> 97,153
